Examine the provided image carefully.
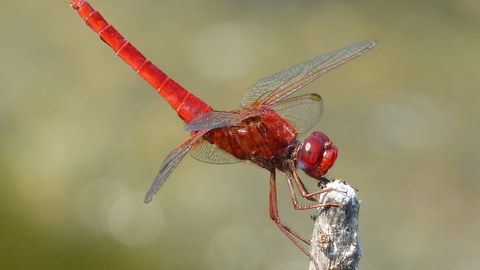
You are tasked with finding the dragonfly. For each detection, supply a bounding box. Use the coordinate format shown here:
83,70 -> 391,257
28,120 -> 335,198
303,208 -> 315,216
68,0 -> 377,267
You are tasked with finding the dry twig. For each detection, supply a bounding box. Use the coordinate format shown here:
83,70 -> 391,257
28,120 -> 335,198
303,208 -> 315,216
308,180 -> 362,270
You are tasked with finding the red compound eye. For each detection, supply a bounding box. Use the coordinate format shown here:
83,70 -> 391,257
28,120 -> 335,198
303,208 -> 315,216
319,144 -> 338,175
298,132 -> 328,171
298,131 -> 337,179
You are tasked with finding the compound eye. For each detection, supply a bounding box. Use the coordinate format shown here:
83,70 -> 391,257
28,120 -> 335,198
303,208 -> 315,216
298,133 -> 327,171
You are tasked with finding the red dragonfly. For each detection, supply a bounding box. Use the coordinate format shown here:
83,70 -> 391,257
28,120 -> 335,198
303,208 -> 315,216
69,0 -> 376,266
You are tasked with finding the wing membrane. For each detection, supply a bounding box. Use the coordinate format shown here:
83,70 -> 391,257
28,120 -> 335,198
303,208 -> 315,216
273,94 -> 323,135
185,110 -> 257,131
241,40 -> 377,107
144,129 -> 209,203
190,139 -> 242,164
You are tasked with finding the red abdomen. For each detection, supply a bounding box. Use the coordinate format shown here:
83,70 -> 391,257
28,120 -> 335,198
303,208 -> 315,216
204,109 -> 298,167
69,0 -> 212,123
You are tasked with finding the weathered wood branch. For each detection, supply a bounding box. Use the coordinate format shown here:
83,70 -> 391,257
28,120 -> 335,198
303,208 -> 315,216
308,180 -> 362,270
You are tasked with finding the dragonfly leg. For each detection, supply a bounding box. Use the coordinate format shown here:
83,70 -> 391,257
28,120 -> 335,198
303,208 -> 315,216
293,172 -> 319,202
286,161 -> 345,202
269,171 -> 310,245
285,161 -> 345,210
269,170 -> 321,270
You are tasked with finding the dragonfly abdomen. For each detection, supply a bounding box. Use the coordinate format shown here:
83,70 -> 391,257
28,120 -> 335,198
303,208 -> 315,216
69,0 -> 212,124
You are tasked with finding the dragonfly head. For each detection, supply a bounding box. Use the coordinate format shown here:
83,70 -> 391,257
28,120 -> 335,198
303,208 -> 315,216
297,131 -> 338,179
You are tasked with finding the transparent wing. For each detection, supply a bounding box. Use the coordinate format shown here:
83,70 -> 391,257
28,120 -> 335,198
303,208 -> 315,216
241,40 -> 377,107
190,139 -> 242,164
273,93 -> 323,135
144,129 -> 209,203
185,110 -> 257,131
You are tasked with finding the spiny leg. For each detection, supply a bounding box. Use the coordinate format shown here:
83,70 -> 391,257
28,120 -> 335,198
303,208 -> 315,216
286,160 -> 345,205
286,171 -> 343,210
268,170 -> 312,250
269,170 -> 322,270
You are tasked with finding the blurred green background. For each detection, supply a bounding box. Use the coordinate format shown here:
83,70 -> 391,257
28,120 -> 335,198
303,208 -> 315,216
1,0 -> 479,269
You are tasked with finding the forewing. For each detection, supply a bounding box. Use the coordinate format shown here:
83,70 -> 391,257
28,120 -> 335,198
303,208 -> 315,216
185,110 -> 257,131
273,93 -> 323,135
241,40 -> 377,107
190,139 -> 242,164
144,129 -> 209,203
